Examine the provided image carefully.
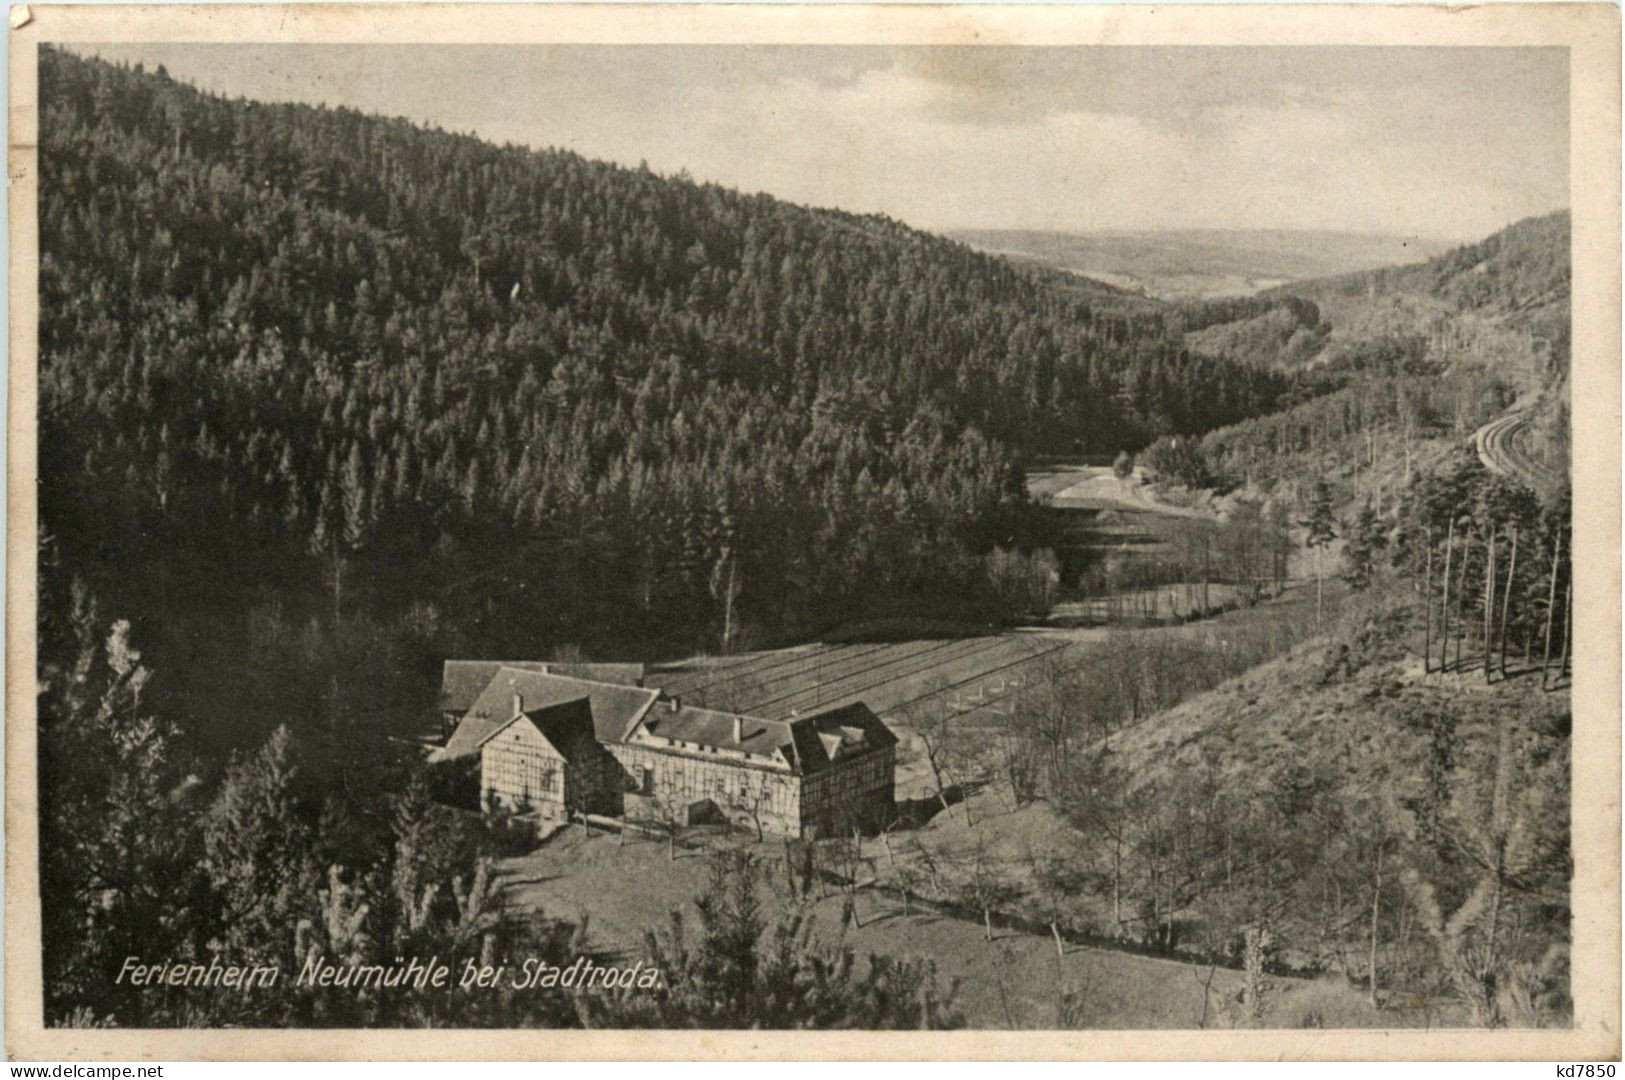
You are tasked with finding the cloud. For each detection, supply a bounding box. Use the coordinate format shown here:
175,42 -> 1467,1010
75,43 -> 1568,240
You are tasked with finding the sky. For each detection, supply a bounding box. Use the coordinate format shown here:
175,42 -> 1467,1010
78,43 -> 1570,242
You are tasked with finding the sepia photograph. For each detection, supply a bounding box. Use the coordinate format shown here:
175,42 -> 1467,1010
5,2 -> 1619,1062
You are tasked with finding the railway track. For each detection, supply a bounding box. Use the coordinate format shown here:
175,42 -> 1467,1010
1474,408 -> 1565,492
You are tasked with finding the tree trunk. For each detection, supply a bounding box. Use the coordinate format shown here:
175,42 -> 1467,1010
1314,547 -> 1324,628
1051,920 -> 1065,960
1557,576 -> 1573,682
720,552 -> 738,655
983,905 -> 993,943
925,749 -> 952,814
331,551 -> 345,626
1368,845 -> 1383,1009
1453,535 -> 1471,670
1542,530 -> 1563,687
1482,523 -> 1496,679
1112,838 -> 1123,927
1423,527 -> 1434,672
1498,527 -> 1517,678
1202,538 -> 1211,615
1439,519 -> 1455,672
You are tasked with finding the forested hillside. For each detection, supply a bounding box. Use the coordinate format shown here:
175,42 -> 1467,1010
1276,211 -> 1570,348
1138,211 -> 1570,515
39,47 -> 1291,695
1181,211 -> 1570,386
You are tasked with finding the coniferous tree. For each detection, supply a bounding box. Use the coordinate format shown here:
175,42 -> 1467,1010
1341,502 -> 1387,590
202,726 -> 320,972
1302,481 -> 1339,626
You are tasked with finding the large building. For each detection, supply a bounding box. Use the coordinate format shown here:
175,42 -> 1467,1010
432,662 -> 897,839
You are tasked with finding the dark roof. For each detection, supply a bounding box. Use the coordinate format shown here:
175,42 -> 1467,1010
435,667 -> 659,760
637,700 -> 896,776
440,660 -> 645,715
639,703 -> 794,759
796,702 -> 898,774
434,660 -> 896,775
476,697 -> 600,761
440,661 -> 550,715
542,662 -> 646,687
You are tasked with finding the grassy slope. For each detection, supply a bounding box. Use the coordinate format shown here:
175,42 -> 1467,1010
1106,599 -> 1570,798
865,584 -> 1566,1025
498,827 -> 1388,1029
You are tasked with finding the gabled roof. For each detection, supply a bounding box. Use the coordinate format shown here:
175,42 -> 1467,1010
635,700 -> 896,776
476,697 -> 600,761
439,660 -> 645,715
542,662 -> 646,687
440,661 -> 550,715
435,667 -> 659,760
637,703 -> 793,760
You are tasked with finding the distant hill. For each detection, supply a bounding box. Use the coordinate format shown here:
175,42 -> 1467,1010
948,228 -> 1452,301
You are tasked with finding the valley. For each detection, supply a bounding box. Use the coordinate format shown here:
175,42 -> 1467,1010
32,45 -> 1574,1035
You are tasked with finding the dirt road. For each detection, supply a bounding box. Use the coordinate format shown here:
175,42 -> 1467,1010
1026,463 -> 1212,518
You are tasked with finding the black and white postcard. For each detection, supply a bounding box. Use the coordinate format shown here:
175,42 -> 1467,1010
6,2 -> 1619,1062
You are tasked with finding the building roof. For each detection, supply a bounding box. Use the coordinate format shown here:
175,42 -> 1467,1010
476,697 -> 600,761
635,699 -> 896,776
792,702 -> 899,774
638,702 -> 792,759
440,660 -> 646,716
434,667 -> 659,760
439,661 -> 551,715
434,660 -> 897,774
542,662 -> 646,687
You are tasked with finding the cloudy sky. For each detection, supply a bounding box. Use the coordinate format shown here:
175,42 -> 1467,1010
79,43 -> 1569,242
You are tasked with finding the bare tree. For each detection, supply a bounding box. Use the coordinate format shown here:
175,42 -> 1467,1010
822,825 -> 870,927
643,795 -> 687,861
1025,842 -> 1084,960
1012,646 -> 1088,784
1054,748 -> 1134,930
892,858 -> 923,917
958,834 -> 1019,944
898,682 -> 959,816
